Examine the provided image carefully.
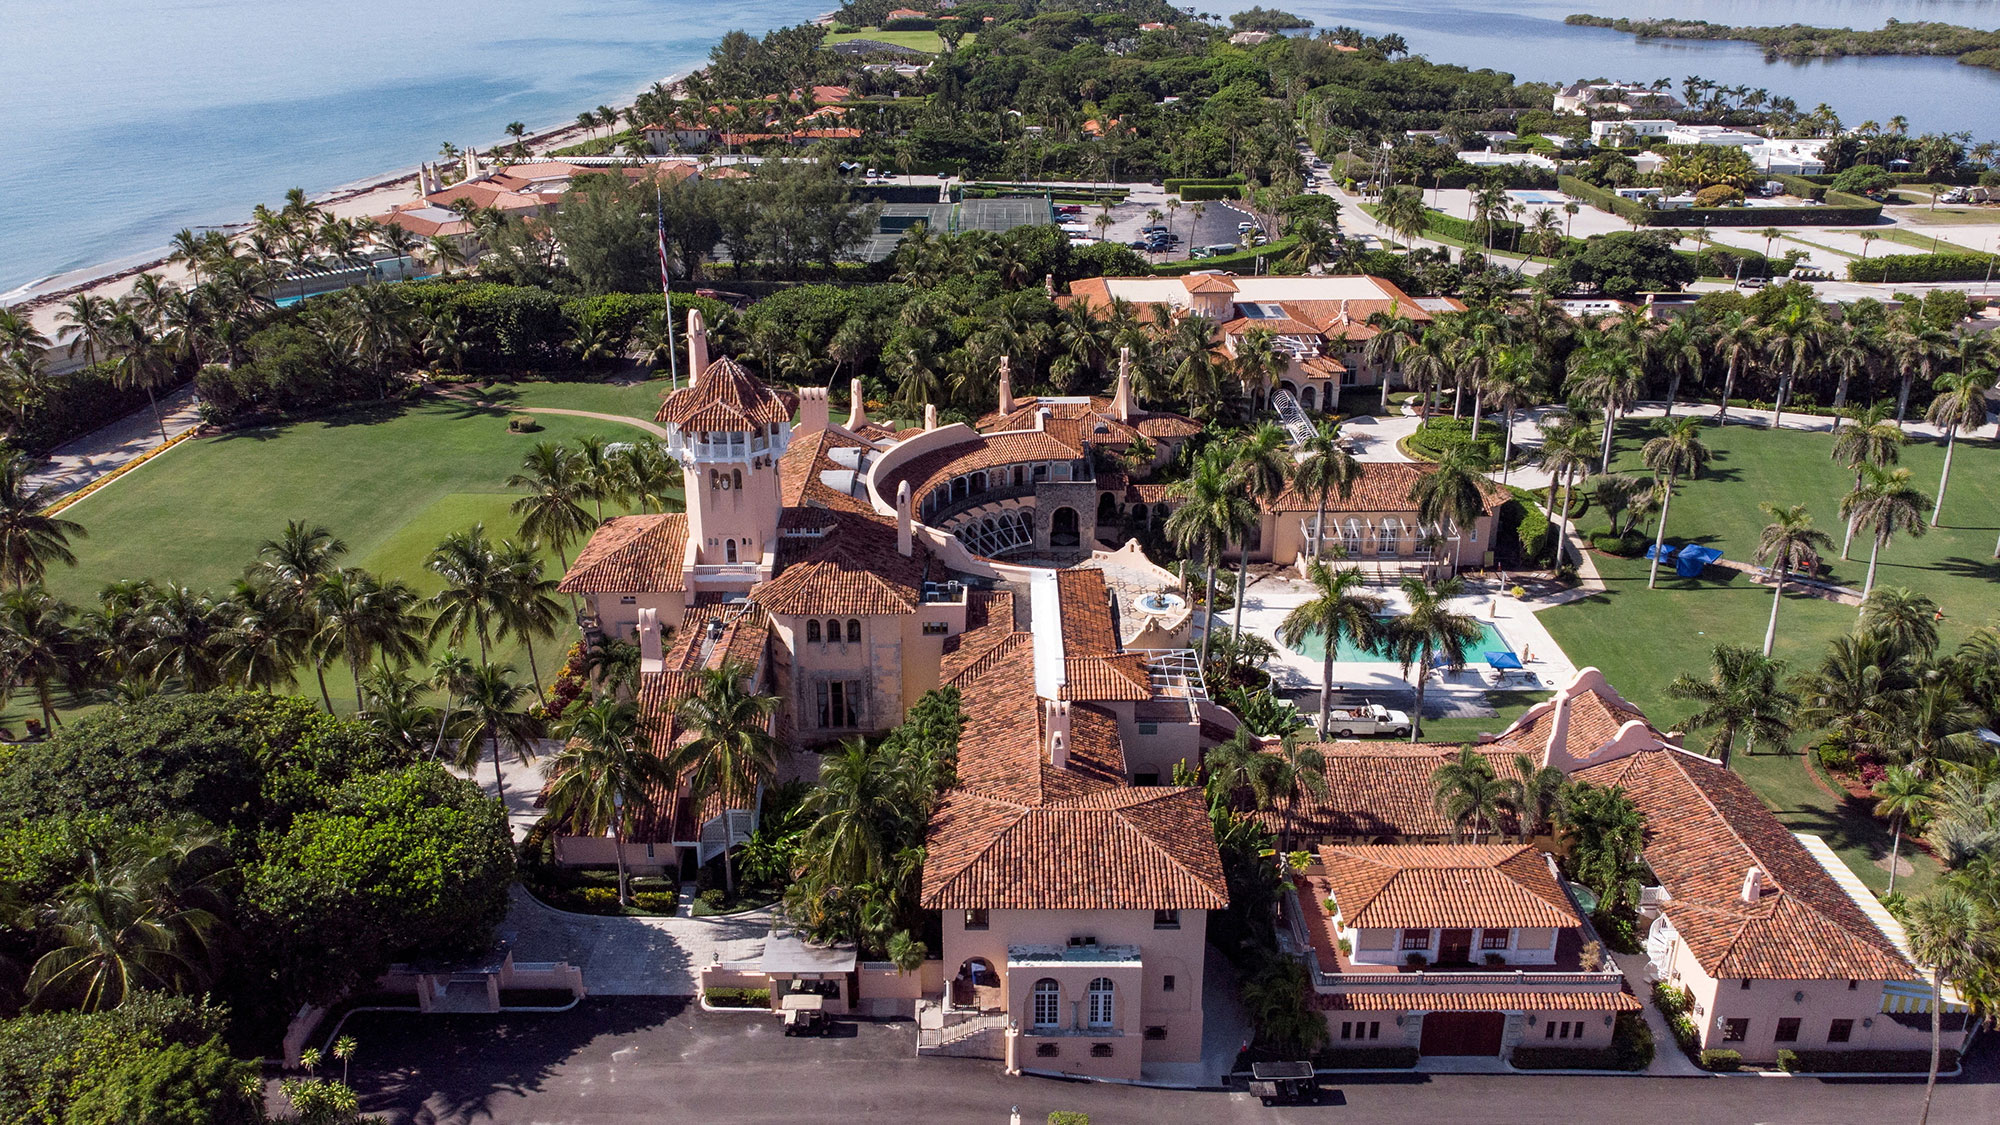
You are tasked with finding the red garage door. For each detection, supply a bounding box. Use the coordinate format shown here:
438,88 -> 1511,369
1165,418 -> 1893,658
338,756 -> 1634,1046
1418,1011 -> 1505,1056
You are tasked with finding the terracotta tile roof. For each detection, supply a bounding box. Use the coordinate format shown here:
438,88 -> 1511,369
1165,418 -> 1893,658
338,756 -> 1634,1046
1316,990 -> 1639,1012
752,510 -> 930,616
1060,654 -> 1153,701
1253,744 -> 1521,841
940,591 -> 1023,686
1183,274 -> 1240,294
656,357 -> 793,431
1485,687 -> 1650,764
1573,748 -> 1913,981
558,514 -> 687,594
1316,844 -> 1579,931
778,425 -> 875,513
975,396 -> 1201,446
1056,569 -> 1118,655
1266,461 -> 1509,515
884,431 -> 1088,508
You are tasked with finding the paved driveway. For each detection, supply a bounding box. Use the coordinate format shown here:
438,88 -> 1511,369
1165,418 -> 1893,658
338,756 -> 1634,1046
501,887 -> 770,996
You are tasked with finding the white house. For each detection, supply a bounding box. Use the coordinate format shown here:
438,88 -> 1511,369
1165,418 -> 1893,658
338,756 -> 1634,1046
1663,125 -> 1764,149
1591,119 -> 1676,146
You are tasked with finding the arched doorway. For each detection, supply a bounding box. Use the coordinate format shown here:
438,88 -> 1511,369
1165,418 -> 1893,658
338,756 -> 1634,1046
1050,507 -> 1080,548
953,957 -> 1000,1009
1097,492 -> 1119,524
1300,384 -> 1318,411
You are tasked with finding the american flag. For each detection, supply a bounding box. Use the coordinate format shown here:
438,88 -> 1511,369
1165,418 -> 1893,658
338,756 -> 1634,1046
656,188 -> 680,389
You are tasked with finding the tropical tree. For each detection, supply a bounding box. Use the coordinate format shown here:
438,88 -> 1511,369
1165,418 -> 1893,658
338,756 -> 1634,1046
1859,586 -> 1941,663
428,648 -> 476,760
1386,576 -> 1482,742
451,662 -> 543,803
1843,464 -> 1931,598
1204,729 -> 1329,823
1872,766 -> 1933,898
1565,340 -> 1643,472
669,660 -> 784,892
1226,424 -> 1291,643
1503,753 -> 1567,842
27,833 -> 230,1012
1362,306 -> 1421,409
1166,447 -> 1256,669
1277,563 -> 1385,738
494,542 -> 564,698
360,665 -> 441,755
1829,404 -> 1905,558
546,698 -> 674,905
1752,503 -> 1832,657
0,450 -> 85,588
311,569 -> 427,713
1480,344 -> 1539,482
508,442 -> 596,571
1557,783 -> 1648,917
1665,643 -> 1797,768
215,578 -> 309,692
0,586 -> 78,729
426,525 -> 508,662
1532,418 -> 1596,565
1376,185 -> 1431,251
1904,889 -> 1986,1125
1290,420 -> 1360,562
1407,444 -> 1490,572
1924,347 -> 1997,526
1711,310 -> 1761,427
1640,417 -> 1712,589
1430,745 -> 1506,843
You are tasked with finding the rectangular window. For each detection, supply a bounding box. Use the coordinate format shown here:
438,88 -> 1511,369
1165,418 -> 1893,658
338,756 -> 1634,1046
1341,1021 -> 1353,1041
1401,929 -> 1431,950
1369,1022 -> 1381,1041
1546,1021 -> 1558,1039
1480,930 -> 1510,950
1847,979 -> 1859,991
1828,1019 -> 1854,1044
1144,1026 -> 1167,1041
1090,1043 -> 1113,1059
619,596 -> 637,604
1161,975 -> 1175,993
964,909 -> 989,931
1153,909 -> 1180,930
817,681 -> 861,729
1722,1019 -> 1749,1043
1740,978 -> 1753,990
922,621 -> 949,635
1035,1043 -> 1059,1058
1775,1018 -> 1801,1043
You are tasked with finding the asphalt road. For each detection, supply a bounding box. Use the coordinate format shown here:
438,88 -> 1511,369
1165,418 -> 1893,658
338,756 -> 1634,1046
336,999 -> 2000,1124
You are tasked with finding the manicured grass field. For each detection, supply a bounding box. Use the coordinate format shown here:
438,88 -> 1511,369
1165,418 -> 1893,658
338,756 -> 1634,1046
1539,417 -> 2000,894
825,28 -> 972,53
32,384 -> 681,715
1887,204 -> 2000,227
1838,226 -> 1982,254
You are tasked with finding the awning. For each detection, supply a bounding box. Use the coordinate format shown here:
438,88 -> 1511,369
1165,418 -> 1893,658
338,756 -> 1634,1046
1486,651 -> 1523,670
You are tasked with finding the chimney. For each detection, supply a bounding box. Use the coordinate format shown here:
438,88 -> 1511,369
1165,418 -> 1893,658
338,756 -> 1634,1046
847,377 -> 868,429
1047,700 -> 1071,769
1739,866 -> 1764,904
896,481 -> 913,557
797,387 -> 829,433
924,403 -> 938,431
1338,298 -> 1349,324
1111,346 -> 1135,422
997,356 -> 1015,416
414,168 -> 429,202
1044,273 -> 1056,298
1035,407 -> 1049,432
687,308 -> 709,383
1540,684 -> 1574,771
637,608 -> 664,673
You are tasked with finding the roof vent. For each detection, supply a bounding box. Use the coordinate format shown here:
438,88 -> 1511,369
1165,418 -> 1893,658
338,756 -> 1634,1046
1739,866 -> 1764,903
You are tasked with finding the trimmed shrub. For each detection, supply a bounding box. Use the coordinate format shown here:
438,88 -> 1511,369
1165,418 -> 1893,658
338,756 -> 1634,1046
1177,183 -> 1245,202
704,987 -> 770,1008
1315,1046 -> 1419,1069
1590,527 -> 1646,556
1699,1048 -> 1742,1072
1692,185 -> 1745,208
1779,1048 -> 1957,1074
1512,1046 -> 1620,1069
1165,175 -> 1245,193
1846,251 -> 2000,283
507,414 -> 541,433
1048,1114 -> 1091,1125
630,890 -> 677,913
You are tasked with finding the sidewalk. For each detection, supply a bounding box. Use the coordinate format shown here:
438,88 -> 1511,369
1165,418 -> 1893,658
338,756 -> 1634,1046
1610,952 -> 1709,1077
27,385 -> 203,499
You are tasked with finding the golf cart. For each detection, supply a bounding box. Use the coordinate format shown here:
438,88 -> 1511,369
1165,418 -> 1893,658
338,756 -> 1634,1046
781,992 -> 828,1036
1248,1060 -> 1321,1106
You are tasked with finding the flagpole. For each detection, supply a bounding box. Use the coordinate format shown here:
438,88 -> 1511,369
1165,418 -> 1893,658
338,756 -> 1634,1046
656,179 -> 680,390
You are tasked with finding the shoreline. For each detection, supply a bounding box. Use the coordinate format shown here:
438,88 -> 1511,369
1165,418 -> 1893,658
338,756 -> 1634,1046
2,67 -> 697,319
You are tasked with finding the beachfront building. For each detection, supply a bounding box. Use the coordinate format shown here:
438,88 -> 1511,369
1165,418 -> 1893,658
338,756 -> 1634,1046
1553,82 -> 1682,115
1063,274 -> 1464,414
1250,668 -> 1961,1064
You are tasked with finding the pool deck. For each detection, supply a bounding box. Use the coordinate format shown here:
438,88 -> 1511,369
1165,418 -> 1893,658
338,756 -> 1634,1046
1229,568 -> 1578,725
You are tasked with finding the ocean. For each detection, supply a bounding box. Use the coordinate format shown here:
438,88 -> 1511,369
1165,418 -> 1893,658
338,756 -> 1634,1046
6,0 -> 2000,295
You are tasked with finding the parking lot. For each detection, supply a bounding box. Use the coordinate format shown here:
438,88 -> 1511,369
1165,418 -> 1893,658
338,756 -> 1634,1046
1058,194 -> 1265,262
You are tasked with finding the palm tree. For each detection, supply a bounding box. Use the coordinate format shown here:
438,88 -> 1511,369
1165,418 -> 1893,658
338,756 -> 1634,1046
132,585 -> 225,694
1844,465 -> 1931,598
0,451 -> 85,589
55,293 -> 118,369
1430,745 -> 1505,843
1387,576 -> 1482,742
1830,405 -> 1906,558
215,578 -> 308,692
0,586 -> 78,729
669,660 -> 783,893
508,442 -> 595,572
1905,889 -> 1986,1125
104,313 -> 175,444
1889,317 -> 1953,424
428,648 -> 476,760
1503,753 -> 1566,842
1557,782 -> 1648,917
494,542 -> 564,698
1290,420 -> 1360,562
1711,310 -> 1761,427
1481,345 -> 1538,482
1278,563 -> 1386,738
1408,445 -> 1490,573
1924,348 -> 1997,526
1872,766 -> 1933,897
1566,341 -> 1643,472
426,525 -> 507,663
1753,503 -> 1832,657
452,662 -> 543,803
1165,448 -> 1256,669
312,568 -> 427,712
546,698 -> 674,905
1226,424 -> 1291,644
1532,418 -> 1596,566
1376,185 -> 1430,251
1640,417 -> 1712,589
1858,586 -> 1941,663
1362,307 -> 1421,410
1665,643 -> 1796,768
27,835 -> 229,1012
1203,729 -> 1329,818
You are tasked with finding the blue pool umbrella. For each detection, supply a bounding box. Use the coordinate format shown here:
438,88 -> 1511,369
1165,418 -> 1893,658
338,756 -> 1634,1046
1485,651 -> 1523,670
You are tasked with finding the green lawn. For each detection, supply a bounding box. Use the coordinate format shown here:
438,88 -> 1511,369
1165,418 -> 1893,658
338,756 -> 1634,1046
1539,418 -> 2000,894
825,28 -> 972,53
1887,204 -> 2000,226
1839,226 -> 1983,254
30,385 -> 682,718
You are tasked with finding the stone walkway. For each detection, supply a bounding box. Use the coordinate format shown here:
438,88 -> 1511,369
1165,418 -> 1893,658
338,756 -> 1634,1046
1610,952 -> 1709,1078
500,885 -> 771,996
27,385 -> 203,500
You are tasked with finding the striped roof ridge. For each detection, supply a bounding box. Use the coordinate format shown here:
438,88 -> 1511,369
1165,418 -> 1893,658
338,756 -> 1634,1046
1251,743 -> 1522,841
557,513 -> 687,594
1059,654 -> 1153,701
1316,844 -> 1580,931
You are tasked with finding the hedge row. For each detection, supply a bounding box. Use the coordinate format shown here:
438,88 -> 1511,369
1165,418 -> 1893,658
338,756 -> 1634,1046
1846,251 -> 2000,283
1777,1048 -> 1958,1074
8,365 -> 184,456
1177,183 -> 1245,201
1422,209 -> 1527,251
1511,1046 -> 1628,1070
1150,235 -> 1297,276
1558,174 -> 1882,227
1165,175 -> 1244,193
705,987 -> 770,1008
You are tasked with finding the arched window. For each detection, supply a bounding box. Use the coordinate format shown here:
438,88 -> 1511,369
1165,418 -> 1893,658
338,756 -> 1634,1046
1032,979 -> 1060,1028
1132,502 -> 1150,526
724,539 -> 738,563
846,619 -> 861,644
826,619 -> 841,642
1087,978 -> 1114,1028
709,470 -> 719,490
807,620 -> 821,643
732,469 -> 743,491
1097,492 -> 1119,523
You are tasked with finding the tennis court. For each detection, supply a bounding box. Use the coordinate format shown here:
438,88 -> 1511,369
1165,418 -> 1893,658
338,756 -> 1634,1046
955,196 -> 1055,232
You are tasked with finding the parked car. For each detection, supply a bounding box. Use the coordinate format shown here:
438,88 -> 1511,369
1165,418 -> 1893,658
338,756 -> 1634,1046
1204,243 -> 1239,257
1055,204 -> 1084,214
1736,276 -> 1767,290
1236,221 -> 1256,234
1142,223 -> 1169,234
1248,1061 -> 1321,1106
1129,239 -> 1153,250
1322,703 -> 1412,738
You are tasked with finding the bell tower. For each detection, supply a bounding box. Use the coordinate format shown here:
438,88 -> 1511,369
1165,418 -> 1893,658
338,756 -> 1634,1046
655,314 -> 791,574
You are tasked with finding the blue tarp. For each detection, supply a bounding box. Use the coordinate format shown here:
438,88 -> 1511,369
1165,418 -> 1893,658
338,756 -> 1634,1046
1676,543 -> 1722,577
1485,651 -> 1523,670
1645,541 -> 1676,562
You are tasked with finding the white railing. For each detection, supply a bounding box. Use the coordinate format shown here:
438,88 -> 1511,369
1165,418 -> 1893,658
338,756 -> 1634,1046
951,514 -> 1035,559
1273,388 -> 1318,446
696,809 -> 756,864
1316,968 -> 1627,988
917,1011 -> 1009,1052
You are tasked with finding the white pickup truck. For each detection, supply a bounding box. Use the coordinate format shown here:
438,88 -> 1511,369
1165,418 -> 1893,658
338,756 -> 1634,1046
1324,703 -> 1413,738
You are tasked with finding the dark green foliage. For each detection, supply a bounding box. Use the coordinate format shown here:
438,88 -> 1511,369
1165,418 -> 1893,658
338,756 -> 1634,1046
1699,1048 -> 1742,1071
0,993 -> 242,1125
1407,417 -> 1496,460
1830,164 -> 1895,196
1175,183 -> 1245,201
1546,231 -> 1696,300
1846,251 -> 2000,283
64,1037 -> 262,1125
247,762 -> 515,1007
7,363 -> 173,456
1652,981 -> 1701,1058
703,987 -> 770,1008
1778,1047 -> 1956,1073
1047,1113 -> 1091,1125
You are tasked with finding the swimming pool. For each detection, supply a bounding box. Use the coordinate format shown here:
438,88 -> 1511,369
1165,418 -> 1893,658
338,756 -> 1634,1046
1284,617 -> 1513,663
1508,190 -> 1569,207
